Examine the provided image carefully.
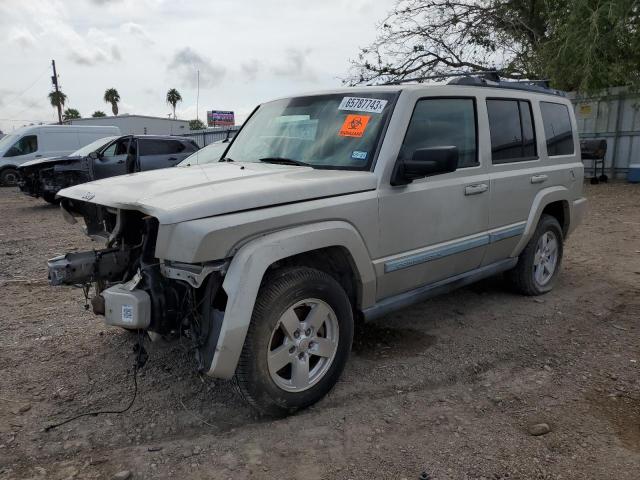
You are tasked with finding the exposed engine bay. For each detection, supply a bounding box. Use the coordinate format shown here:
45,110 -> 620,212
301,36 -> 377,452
19,158 -> 91,203
48,198 -> 227,372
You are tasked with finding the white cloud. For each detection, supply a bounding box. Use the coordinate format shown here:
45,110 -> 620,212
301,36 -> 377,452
0,0 -> 396,132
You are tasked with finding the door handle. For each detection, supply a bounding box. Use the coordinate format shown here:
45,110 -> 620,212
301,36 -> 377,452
464,183 -> 488,195
116,159 -> 125,164
168,157 -> 178,161
35,155 -> 42,158
531,174 -> 548,184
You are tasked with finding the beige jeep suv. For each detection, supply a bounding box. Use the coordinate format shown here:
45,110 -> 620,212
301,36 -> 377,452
49,76 -> 586,415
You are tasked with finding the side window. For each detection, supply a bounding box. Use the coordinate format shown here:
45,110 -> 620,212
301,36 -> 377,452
487,99 -> 537,163
4,135 -> 38,157
139,139 -> 185,156
399,98 -> 478,168
540,102 -> 574,156
102,138 -> 129,157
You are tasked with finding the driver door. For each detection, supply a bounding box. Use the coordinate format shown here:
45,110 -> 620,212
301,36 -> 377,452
92,137 -> 132,179
376,97 -> 490,300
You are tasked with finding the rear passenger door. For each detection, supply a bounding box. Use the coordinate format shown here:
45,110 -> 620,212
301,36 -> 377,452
483,97 -> 546,265
138,139 -> 196,171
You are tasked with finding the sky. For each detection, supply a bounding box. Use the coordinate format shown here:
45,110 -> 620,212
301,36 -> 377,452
0,0 -> 395,133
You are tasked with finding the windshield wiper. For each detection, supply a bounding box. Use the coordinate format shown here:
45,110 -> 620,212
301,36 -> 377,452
259,157 -> 308,167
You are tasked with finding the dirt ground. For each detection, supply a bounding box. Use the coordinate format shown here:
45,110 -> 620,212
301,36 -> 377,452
0,183 -> 639,480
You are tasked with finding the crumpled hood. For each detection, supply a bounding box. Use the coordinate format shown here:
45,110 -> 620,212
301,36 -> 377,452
58,162 -> 377,224
19,155 -> 82,169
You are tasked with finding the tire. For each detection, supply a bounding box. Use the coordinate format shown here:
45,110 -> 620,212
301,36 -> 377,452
0,168 -> 19,187
43,192 -> 60,205
234,267 -> 354,416
506,214 -> 564,296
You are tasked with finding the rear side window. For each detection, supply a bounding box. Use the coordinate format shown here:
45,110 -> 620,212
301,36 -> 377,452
139,139 -> 188,156
399,98 -> 478,168
487,99 -> 537,163
540,102 -> 574,156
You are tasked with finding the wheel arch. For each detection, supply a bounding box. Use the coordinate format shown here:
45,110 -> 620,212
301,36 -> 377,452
206,221 -> 375,379
511,186 -> 571,257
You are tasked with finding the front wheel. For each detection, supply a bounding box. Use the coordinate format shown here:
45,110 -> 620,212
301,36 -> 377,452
234,267 -> 354,416
0,168 -> 19,187
506,214 -> 564,296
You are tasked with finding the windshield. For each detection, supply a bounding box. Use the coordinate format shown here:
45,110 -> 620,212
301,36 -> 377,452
71,136 -> 120,156
178,141 -> 228,166
225,92 -> 397,170
0,134 -> 18,152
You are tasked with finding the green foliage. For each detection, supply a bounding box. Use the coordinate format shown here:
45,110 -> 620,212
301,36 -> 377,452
62,108 -> 81,120
48,90 -> 67,108
189,119 -> 206,130
166,88 -> 183,119
103,88 -> 120,116
91,111 -> 107,117
347,0 -> 640,92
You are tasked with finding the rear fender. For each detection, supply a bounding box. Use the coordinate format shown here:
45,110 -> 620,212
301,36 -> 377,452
206,220 -> 375,378
511,186 -> 569,257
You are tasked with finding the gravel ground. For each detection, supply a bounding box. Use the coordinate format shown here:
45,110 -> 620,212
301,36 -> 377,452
0,183 -> 639,480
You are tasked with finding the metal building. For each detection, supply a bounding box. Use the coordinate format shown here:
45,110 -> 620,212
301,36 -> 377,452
569,87 -> 640,178
65,114 -> 190,136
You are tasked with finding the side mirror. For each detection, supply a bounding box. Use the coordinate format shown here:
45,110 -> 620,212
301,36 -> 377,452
391,146 -> 459,186
88,151 -> 100,160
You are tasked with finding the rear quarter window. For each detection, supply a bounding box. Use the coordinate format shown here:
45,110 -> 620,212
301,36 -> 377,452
540,102 -> 575,156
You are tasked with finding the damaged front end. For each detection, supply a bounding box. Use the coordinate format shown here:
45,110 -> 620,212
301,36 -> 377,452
19,157 -> 90,201
48,199 -> 227,371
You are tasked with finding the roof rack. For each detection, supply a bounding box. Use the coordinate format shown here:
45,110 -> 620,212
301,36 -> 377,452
383,71 -> 565,96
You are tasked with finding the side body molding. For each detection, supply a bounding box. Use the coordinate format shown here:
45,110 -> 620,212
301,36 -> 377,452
207,221 -> 376,378
511,186 -> 570,257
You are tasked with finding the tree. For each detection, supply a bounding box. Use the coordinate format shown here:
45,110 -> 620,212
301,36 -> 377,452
48,91 -> 67,121
103,88 -> 121,116
63,108 -> 81,120
166,88 -> 183,119
189,119 -> 206,130
347,0 -> 640,93
92,111 -> 107,117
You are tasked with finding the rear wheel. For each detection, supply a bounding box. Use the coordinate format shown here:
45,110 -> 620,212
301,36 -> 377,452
506,214 -> 564,296
0,168 -> 19,187
234,267 -> 353,416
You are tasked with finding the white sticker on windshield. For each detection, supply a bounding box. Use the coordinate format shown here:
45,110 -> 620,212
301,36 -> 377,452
339,97 -> 388,114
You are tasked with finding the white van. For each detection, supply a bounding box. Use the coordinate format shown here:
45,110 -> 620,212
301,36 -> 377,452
0,125 -> 121,185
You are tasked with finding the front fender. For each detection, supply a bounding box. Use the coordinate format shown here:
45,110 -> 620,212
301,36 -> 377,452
511,186 -> 569,257
206,220 -> 375,378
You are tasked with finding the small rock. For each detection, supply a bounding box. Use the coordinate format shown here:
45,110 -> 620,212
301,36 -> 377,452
147,446 -> 162,452
11,403 -> 31,415
528,423 -> 551,436
112,471 -> 131,480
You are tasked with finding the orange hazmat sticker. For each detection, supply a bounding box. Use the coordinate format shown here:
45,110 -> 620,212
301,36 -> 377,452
339,114 -> 370,138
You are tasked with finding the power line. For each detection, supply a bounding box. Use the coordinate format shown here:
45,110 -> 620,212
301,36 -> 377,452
2,65 -> 51,112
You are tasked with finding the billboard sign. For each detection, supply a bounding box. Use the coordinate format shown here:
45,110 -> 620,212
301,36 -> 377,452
207,110 -> 235,127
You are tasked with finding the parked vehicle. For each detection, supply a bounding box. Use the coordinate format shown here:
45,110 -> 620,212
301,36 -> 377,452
0,125 -> 120,186
49,77 -> 586,416
19,135 -> 199,203
177,139 -> 229,167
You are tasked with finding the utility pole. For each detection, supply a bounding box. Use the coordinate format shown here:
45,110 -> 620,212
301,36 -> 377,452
51,60 -> 63,125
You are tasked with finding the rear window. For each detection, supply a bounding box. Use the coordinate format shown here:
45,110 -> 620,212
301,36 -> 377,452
139,139 -> 188,156
540,102 -> 574,156
487,99 -> 537,163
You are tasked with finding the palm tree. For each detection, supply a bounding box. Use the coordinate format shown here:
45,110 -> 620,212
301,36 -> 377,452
166,88 -> 182,119
63,108 -> 81,121
103,88 -> 120,116
92,111 -> 106,117
48,91 -> 67,124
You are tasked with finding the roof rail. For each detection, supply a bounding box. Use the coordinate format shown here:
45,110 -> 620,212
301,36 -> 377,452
382,70 -> 565,96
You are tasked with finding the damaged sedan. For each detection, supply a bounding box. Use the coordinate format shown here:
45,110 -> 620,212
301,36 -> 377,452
19,135 -> 199,203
